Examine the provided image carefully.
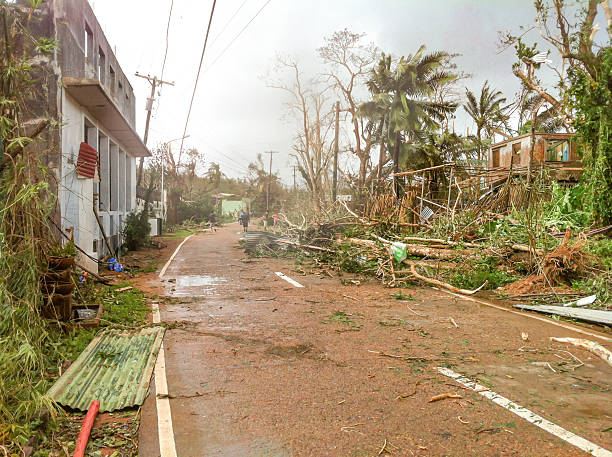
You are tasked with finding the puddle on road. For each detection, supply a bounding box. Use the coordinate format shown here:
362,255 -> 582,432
166,275 -> 228,297
176,275 -> 227,287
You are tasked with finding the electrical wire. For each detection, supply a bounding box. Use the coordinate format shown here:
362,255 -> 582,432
159,0 -> 174,85
200,139 -> 251,173
154,0 -> 175,116
202,0 -> 272,75
209,0 -> 248,47
178,0 -> 217,163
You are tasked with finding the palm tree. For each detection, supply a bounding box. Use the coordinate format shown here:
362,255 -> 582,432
463,81 -> 509,161
517,93 -> 564,134
360,47 -> 458,195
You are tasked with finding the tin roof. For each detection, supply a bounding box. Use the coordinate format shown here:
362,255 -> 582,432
48,327 -> 165,412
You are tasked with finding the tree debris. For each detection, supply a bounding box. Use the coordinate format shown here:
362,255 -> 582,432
428,393 -> 463,403
550,337 -> 612,368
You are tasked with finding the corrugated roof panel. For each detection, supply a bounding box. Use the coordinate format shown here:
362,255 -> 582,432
48,327 -> 165,412
76,142 -> 98,178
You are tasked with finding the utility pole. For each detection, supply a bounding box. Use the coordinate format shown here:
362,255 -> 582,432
292,165 -> 297,192
332,101 -> 340,202
134,72 -> 174,187
264,150 -> 278,229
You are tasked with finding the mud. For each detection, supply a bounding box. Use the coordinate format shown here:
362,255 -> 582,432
139,223 -> 611,457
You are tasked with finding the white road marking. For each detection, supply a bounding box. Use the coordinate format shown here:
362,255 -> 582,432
152,234 -> 194,457
437,367 -> 612,457
159,234 -> 195,279
275,271 -> 304,288
152,303 -> 177,457
435,288 -> 612,343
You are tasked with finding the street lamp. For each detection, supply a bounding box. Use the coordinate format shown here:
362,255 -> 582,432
161,135 -> 189,226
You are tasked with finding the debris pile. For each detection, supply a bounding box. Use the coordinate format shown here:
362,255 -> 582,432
260,168 -> 611,315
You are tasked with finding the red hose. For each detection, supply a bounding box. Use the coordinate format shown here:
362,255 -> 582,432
73,400 -> 100,457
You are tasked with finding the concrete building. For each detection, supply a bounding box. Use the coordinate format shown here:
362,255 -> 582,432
26,0 -> 150,272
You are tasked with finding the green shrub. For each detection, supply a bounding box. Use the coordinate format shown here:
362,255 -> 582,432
122,211 -> 150,251
450,258 -> 517,290
543,183 -> 591,231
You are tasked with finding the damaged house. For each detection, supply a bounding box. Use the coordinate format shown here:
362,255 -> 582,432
27,0 -> 150,272
488,132 -> 582,185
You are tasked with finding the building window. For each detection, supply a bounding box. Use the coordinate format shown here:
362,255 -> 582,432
98,47 -> 105,83
109,66 -> 116,96
118,79 -> 123,98
84,23 -> 93,61
546,139 -> 570,162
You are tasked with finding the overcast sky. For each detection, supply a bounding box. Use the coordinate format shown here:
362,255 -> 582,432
86,0 -> 593,184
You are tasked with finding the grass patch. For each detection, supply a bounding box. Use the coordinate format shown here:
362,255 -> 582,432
449,258 -> 517,290
162,229 -> 194,239
390,291 -> 414,300
51,282 -> 149,369
133,260 -> 158,274
326,311 -> 361,328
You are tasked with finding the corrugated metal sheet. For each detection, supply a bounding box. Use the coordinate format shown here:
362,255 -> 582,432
514,305 -> 612,325
76,142 -> 98,178
245,231 -> 281,253
48,327 -> 165,412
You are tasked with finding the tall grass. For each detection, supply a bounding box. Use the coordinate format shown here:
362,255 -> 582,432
0,157 -> 59,447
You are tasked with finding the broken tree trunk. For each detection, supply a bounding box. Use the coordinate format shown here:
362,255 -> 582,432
550,337 -> 612,368
346,238 -> 474,261
276,239 -> 334,253
409,264 -> 488,295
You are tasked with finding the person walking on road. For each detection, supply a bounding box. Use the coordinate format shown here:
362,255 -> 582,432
239,210 -> 250,232
208,211 -> 217,232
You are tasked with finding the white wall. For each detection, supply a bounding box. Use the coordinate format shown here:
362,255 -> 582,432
60,92 -> 97,272
60,91 -> 141,271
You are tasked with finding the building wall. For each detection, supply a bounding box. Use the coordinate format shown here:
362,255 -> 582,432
49,0 -> 141,272
59,91 -> 138,270
51,0 -> 135,125
489,134 -> 579,169
17,0 -> 144,272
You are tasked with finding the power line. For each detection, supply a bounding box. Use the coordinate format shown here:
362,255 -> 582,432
178,0 -> 217,164
200,139 -> 251,173
156,0 -> 175,111
159,0 -> 174,83
209,0 -> 248,47
203,0 -> 272,75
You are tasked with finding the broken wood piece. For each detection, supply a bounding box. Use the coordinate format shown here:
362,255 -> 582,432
428,393 -> 462,403
406,306 -> 426,317
450,317 -> 459,328
115,286 -> 133,292
410,264 -> 488,295
76,263 -> 110,284
275,239 -> 334,253
368,350 -> 403,359
457,416 -> 469,424
511,244 -> 545,256
550,337 -> 612,368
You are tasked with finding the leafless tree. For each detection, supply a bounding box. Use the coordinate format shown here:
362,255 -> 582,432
318,29 -> 379,191
268,56 -> 335,211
